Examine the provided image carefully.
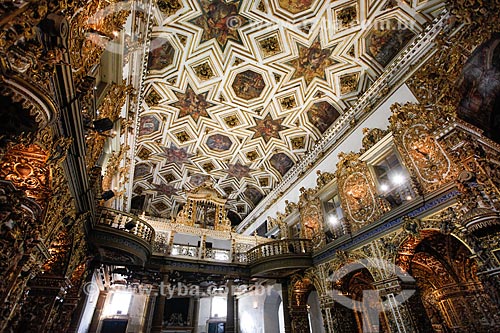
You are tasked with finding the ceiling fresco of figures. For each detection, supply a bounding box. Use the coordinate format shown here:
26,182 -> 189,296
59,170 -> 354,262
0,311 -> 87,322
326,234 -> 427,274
133,0 -> 445,220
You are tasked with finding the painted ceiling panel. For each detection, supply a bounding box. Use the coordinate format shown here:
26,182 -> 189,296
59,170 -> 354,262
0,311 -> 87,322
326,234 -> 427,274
133,0 -> 444,219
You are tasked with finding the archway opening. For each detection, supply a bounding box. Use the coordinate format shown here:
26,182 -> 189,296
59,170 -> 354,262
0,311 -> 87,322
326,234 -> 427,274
264,289 -> 284,333
404,232 -> 499,332
331,267 -> 389,333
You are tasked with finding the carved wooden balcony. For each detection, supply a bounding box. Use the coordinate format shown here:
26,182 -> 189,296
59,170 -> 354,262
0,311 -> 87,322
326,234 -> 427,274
89,207 -> 155,266
246,239 -> 313,278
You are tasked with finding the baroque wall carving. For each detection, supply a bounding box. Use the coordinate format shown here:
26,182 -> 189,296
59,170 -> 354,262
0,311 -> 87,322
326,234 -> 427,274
336,152 -> 389,231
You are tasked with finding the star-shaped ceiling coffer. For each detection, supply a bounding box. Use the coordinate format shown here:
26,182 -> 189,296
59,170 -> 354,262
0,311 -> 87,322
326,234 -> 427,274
225,162 -> 254,181
249,113 -> 285,143
152,183 -> 179,197
286,37 -> 337,87
190,0 -> 248,49
156,144 -> 194,167
171,85 -> 214,122
132,0 -> 441,218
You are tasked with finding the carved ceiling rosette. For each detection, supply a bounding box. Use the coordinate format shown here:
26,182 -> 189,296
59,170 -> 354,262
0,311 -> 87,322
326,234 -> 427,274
389,103 -> 457,193
298,187 -> 325,249
336,152 -> 387,232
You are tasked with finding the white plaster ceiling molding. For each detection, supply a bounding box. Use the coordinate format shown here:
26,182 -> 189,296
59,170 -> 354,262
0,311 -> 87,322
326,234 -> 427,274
129,0 -> 446,221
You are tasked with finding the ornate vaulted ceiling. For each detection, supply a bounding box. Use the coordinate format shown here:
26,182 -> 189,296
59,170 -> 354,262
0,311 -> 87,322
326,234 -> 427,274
132,0 -> 444,222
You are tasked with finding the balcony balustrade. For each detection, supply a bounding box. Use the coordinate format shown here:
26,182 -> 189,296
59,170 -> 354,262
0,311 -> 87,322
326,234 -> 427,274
96,207 -> 155,243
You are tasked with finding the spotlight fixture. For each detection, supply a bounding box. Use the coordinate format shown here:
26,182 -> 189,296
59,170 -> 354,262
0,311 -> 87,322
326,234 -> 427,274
390,173 -> 405,185
379,183 -> 389,192
101,190 -> 115,201
92,118 -> 114,133
329,215 -> 339,225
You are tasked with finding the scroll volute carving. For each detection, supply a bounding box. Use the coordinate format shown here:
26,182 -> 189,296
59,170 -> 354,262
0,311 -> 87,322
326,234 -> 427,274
390,103 -> 457,193
298,187 -> 325,248
336,152 -> 386,232
0,144 -> 51,204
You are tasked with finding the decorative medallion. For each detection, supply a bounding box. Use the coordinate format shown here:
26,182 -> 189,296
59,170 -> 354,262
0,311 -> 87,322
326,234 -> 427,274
153,201 -> 169,211
147,37 -> 175,70
269,152 -> 294,176
164,173 -> 176,182
306,101 -> 341,133
280,95 -> 297,110
224,115 -> 240,128
137,147 -> 152,160
202,162 -> 216,172
231,70 -> 266,100
290,136 -> 306,150
145,90 -> 162,106
335,4 -> 358,31
175,131 -> 191,143
246,150 -> 259,161
278,0 -> 316,14
259,35 -> 281,57
365,19 -> 415,67
193,62 -> 215,80
342,172 -> 377,223
206,134 -> 233,152
339,72 -> 359,95
157,0 -> 182,16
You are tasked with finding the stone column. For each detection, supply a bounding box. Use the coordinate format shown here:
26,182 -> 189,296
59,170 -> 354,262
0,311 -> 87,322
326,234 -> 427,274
88,290 -> 108,333
280,280 -> 292,333
167,230 -> 176,255
66,289 -> 89,333
373,277 -> 430,333
320,296 -> 335,333
142,292 -> 157,333
226,280 -> 236,333
151,275 -> 168,333
192,297 -> 200,331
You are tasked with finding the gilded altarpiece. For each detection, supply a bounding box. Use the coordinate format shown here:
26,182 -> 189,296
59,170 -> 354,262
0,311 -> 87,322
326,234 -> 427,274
298,188 -> 325,249
336,152 -> 389,232
389,103 -> 457,194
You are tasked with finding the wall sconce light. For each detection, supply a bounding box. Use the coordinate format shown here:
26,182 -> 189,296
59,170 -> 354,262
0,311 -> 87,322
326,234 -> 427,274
253,300 -> 258,309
